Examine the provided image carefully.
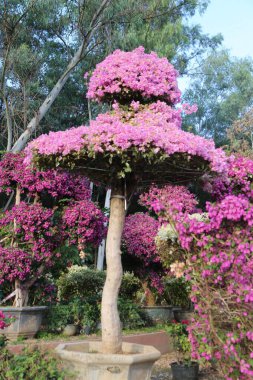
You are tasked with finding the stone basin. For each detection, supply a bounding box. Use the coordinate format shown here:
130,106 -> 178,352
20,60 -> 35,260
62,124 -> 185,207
56,341 -> 161,380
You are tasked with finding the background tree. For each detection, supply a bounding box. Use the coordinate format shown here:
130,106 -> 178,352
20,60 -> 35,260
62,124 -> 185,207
227,108 -> 253,158
182,50 -> 253,145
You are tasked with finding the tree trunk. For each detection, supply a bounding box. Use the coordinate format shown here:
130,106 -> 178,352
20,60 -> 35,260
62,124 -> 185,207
11,0 -> 112,153
101,181 -> 125,354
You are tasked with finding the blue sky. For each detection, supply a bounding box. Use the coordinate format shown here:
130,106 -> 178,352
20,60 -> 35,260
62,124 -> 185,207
179,0 -> 253,91
192,0 -> 253,58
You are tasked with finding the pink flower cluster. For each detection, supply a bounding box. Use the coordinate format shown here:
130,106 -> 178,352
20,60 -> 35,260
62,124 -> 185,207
175,194 -> 253,379
123,213 -> 160,266
86,47 -> 181,105
62,200 -> 107,248
0,311 -> 10,329
0,202 -> 55,267
0,247 -> 32,284
0,152 -> 90,200
139,184 -> 197,220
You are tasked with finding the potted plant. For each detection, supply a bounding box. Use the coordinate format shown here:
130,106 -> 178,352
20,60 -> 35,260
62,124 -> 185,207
0,153 -> 106,339
25,47 -> 225,379
166,320 -> 199,380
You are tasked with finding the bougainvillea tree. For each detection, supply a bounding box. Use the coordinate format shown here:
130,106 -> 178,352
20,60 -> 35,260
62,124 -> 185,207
25,47 -> 226,354
175,193 -> 253,379
0,153 -> 106,307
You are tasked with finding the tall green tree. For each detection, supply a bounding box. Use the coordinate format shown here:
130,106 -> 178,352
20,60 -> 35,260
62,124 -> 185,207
182,50 -> 253,145
0,0 -> 221,152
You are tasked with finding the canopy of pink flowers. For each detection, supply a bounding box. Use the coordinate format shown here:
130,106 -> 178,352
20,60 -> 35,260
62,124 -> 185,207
0,153 -> 90,200
25,100 -> 227,179
86,46 -> 181,105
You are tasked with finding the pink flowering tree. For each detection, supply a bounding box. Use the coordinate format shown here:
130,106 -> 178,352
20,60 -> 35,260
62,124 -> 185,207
25,47 -> 226,354
175,195 -> 253,379
0,153 -> 106,307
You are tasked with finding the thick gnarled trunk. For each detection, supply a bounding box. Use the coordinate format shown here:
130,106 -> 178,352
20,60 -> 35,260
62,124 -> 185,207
101,181 -> 125,354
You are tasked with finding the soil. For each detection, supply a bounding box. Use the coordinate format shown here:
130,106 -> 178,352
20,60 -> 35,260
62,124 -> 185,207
151,353 -> 224,380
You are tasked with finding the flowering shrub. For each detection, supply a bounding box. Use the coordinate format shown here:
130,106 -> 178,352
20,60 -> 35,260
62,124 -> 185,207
0,247 -> 32,284
62,200 -> 107,248
122,213 -> 165,295
123,213 -> 160,266
0,152 -> 106,307
87,46 -> 181,105
140,184 -> 197,220
175,195 -> 253,379
0,202 -> 55,262
205,155 -> 253,202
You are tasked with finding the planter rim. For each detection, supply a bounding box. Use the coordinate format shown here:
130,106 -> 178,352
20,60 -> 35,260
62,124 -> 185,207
141,306 -> 173,309
171,361 -> 199,368
56,341 -> 161,365
0,306 -> 48,311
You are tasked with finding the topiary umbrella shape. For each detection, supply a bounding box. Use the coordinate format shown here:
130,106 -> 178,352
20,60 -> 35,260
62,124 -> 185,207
25,47 -> 227,354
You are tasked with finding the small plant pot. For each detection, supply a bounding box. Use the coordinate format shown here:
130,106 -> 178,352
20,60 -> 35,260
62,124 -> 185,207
62,324 -> 78,336
82,325 -> 91,335
171,361 -> 199,380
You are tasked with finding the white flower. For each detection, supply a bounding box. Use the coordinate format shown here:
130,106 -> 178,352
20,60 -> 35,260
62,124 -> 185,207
157,224 -> 178,243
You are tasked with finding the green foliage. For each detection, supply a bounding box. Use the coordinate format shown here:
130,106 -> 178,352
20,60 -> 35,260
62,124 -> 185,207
57,266 -> 106,302
183,50 -> 253,144
119,272 -> 142,300
166,321 -> 191,362
118,298 -> 149,329
45,298 -> 100,332
0,346 -> 68,380
57,266 -> 141,302
163,277 -> 191,309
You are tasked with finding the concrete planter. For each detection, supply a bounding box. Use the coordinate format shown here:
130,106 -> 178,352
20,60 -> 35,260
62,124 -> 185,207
142,306 -> 173,323
0,306 -> 47,340
173,308 -> 194,323
56,341 -> 161,380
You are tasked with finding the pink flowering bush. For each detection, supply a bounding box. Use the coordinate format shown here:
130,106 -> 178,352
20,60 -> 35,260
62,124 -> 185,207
205,155 -> 253,202
122,213 -> 165,297
87,47 -> 181,105
0,153 -> 106,307
0,203 -> 56,283
139,184 -> 198,220
62,200 -> 107,248
175,195 -> 253,379
123,213 -> 160,266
